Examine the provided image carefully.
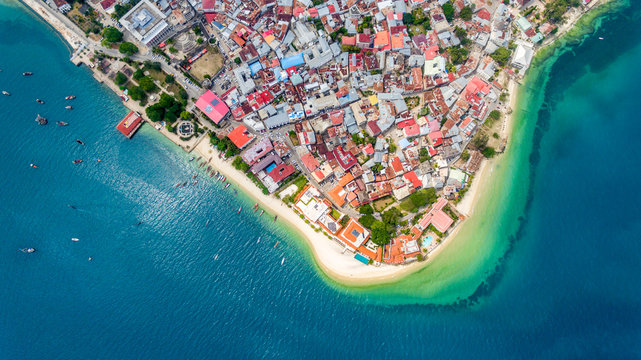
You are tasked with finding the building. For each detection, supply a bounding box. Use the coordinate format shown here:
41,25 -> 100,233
119,0 -> 173,47
116,111 -> 143,138
227,124 -> 254,149
51,0 -> 71,13
195,91 -> 230,125
337,218 -> 370,250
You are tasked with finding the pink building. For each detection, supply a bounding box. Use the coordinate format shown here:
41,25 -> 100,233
195,91 -> 229,125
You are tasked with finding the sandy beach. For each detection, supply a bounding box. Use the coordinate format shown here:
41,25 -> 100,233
19,0 -> 84,51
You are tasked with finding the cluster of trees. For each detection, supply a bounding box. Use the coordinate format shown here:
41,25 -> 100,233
419,147 -> 430,163
454,26 -> 469,46
329,27 -> 348,41
544,0 -> 580,23
490,47 -> 512,66
127,69 -> 159,101
472,133 -> 496,158
459,6 -> 474,21
442,2 -> 455,22
145,93 -> 184,124
447,46 -> 469,65
232,156 -> 251,172
102,27 -> 122,44
114,72 -> 128,86
209,132 -> 240,158
357,16 -> 374,33
402,8 -> 431,30
399,188 -> 438,213
359,207 -> 402,246
341,45 -> 361,54
112,0 -> 140,20
486,110 -> 502,127
119,42 -> 138,56
351,131 -> 376,146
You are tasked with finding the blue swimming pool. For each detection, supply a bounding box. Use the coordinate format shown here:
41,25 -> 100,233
265,162 -> 277,173
424,236 -> 433,246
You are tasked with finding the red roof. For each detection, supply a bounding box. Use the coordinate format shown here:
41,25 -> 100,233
116,111 -> 143,138
227,125 -> 253,149
300,152 -> 320,172
477,8 -> 491,21
333,147 -> 357,171
100,0 -> 116,10
404,171 -> 422,189
195,90 -> 229,124
267,163 -> 295,183
202,0 -> 215,10
391,156 -> 403,173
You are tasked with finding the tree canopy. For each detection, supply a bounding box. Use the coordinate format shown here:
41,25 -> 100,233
460,6 -> 473,21
114,72 -> 127,85
490,47 -> 512,66
119,42 -> 138,56
102,27 -> 122,43
442,2 -> 455,22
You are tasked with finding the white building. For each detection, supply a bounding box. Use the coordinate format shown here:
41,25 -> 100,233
119,0 -> 173,47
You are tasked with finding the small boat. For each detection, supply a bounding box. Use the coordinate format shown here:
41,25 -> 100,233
214,254 -> 219,260
71,238 -> 79,242
257,236 -> 261,243
65,95 -> 76,100
237,207 -> 241,214
205,219 -> 210,227
193,180 -> 198,185
274,241 -> 279,248
233,189 -> 237,195
182,182 -> 187,187
199,162 -> 205,168
599,37 -> 604,40
206,165 -> 211,172
224,183 -> 230,189
88,257 -> 93,261
209,171 -> 214,177
65,106 -> 73,110
281,257 -> 285,265
2,90 -> 9,96
76,139 -> 84,145
19,248 -> 36,253
274,215 -> 278,222
189,157 -> 195,162
174,183 -> 181,188
259,210 -> 264,216
35,114 -> 48,125
36,99 -> 44,104
56,121 -> 68,126
68,204 -> 77,210
23,72 -> 33,76
93,158 -> 101,162
72,160 -> 83,164
30,163 -> 38,168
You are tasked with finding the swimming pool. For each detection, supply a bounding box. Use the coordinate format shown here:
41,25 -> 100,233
424,236 -> 433,247
265,162 -> 277,173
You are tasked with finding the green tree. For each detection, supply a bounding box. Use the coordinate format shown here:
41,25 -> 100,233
165,74 -> 175,84
137,76 -> 157,93
419,148 -> 430,163
460,6 -> 473,21
370,221 -> 390,246
128,85 -> 146,101
490,47 -> 512,66
102,26 -> 123,43
133,69 -> 145,81
114,72 -> 127,85
442,2 -> 455,22
234,57 -> 241,64
359,214 -> 376,228
448,46 -> 469,65
180,110 -> 193,119
359,204 -> 374,215
119,42 -> 138,56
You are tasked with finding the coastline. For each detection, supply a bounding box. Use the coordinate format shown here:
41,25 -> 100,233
14,0 -> 618,288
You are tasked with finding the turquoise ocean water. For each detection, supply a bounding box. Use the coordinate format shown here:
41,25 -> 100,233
2,0 -> 641,357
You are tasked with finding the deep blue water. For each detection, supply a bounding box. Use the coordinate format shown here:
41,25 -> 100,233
2,0 -> 641,358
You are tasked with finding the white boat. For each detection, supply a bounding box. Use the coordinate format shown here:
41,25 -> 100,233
71,238 -> 79,242
281,257 -> 285,265
257,236 -> 261,243
214,254 -> 219,260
